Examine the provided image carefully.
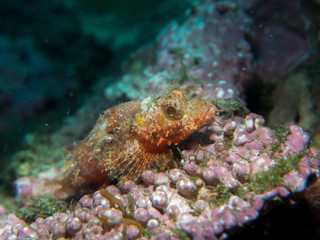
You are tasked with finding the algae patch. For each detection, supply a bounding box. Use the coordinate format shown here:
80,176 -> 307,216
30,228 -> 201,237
17,196 -> 68,223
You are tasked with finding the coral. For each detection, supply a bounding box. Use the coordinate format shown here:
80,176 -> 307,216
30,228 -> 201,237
3,110 -> 319,239
105,1 -> 254,101
1,1 -> 319,239
101,0 -> 312,144
103,0 -> 313,134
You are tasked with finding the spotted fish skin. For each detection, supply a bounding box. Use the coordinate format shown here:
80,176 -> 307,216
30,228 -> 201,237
60,88 -> 217,192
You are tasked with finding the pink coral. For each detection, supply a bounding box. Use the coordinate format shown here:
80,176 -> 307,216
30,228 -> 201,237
105,1 -> 254,102
1,1 -> 317,239
3,111 -> 319,239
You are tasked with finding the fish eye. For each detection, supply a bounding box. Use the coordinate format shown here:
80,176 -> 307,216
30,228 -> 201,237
163,104 -> 184,120
166,106 -> 177,117
161,98 -> 184,120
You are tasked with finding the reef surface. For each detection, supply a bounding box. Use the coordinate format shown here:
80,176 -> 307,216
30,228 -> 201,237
1,0 -> 320,239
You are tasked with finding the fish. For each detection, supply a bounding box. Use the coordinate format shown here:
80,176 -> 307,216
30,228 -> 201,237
58,88 -> 217,195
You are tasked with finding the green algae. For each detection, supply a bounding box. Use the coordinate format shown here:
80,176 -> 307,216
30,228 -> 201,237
144,230 -> 159,239
186,115 -> 305,207
223,129 -> 234,149
11,133 -> 64,179
205,152 -> 305,207
170,227 -> 189,240
16,196 -> 68,223
268,125 -> 290,156
205,185 -> 247,208
185,145 -> 214,169
212,98 -> 249,119
126,193 -> 135,217
248,152 -> 304,194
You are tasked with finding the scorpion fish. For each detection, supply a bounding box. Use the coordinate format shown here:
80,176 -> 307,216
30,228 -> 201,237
57,88 -> 217,196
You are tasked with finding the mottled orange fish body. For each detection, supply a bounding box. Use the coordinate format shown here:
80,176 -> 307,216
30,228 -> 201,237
132,89 -> 217,149
61,88 -> 217,192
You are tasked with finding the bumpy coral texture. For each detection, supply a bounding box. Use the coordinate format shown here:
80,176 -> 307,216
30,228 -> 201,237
2,1 -> 317,239
105,1 -> 254,102
34,88 -> 217,198
3,112 -> 319,239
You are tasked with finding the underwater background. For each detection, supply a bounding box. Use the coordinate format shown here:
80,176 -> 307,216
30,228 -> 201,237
0,0 -> 320,239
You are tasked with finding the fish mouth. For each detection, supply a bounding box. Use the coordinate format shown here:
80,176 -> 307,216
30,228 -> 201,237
203,102 -> 218,120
